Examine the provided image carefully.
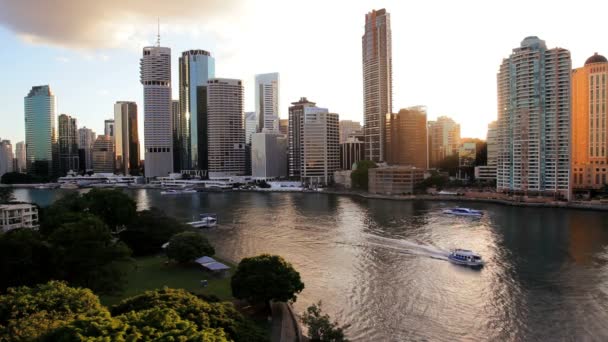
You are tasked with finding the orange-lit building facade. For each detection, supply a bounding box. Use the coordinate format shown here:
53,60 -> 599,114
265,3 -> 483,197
572,53 -> 608,190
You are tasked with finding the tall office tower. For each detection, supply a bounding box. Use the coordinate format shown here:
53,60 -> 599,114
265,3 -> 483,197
279,119 -> 288,136
92,135 -> 115,173
179,50 -> 215,172
104,119 -> 115,138
288,97 -> 318,178
24,85 -> 56,176
386,106 -> 428,169
171,99 -> 181,171
0,140 -> 14,177
14,141 -> 26,173
339,120 -> 362,144
114,101 -> 140,175
572,53 -> 608,190
251,132 -> 287,178
245,112 -> 258,145
58,114 -> 79,175
77,127 -> 96,171
362,8 -> 392,162
255,73 -> 280,132
427,116 -> 461,168
301,108 -> 340,186
207,78 -> 246,177
497,36 -> 571,199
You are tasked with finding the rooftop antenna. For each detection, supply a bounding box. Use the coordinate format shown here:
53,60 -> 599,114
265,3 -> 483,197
156,17 -> 160,47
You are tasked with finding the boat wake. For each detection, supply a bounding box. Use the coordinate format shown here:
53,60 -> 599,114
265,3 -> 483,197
364,234 -> 450,261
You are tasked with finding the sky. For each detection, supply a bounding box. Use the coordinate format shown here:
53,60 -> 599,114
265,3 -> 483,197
0,0 -> 607,151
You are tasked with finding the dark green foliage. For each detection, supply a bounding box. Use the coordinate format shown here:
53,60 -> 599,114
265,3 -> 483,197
49,216 -> 132,293
438,154 -> 459,176
0,187 -> 13,203
350,160 -> 377,190
0,172 -> 47,184
416,171 -> 448,191
302,301 -> 350,342
83,189 -> 137,231
0,229 -> 55,291
120,208 -> 188,256
0,281 -> 107,341
231,254 -> 304,306
166,231 -> 215,264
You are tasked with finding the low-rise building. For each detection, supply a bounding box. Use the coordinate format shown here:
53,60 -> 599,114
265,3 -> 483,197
0,203 -> 39,232
475,165 -> 497,181
334,170 -> 353,189
368,166 -> 425,195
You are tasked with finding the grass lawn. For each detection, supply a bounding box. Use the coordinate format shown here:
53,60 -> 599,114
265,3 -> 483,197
100,255 -> 234,307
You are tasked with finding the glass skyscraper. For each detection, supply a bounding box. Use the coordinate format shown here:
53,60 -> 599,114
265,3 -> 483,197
24,85 -> 56,176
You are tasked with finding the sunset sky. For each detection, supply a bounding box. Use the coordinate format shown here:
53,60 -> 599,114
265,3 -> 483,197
0,0 -> 606,147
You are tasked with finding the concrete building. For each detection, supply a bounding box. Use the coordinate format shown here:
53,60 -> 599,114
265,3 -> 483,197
251,132 -> 287,178
386,106 -> 428,169
340,137 -> 364,170
0,140 -> 14,177
288,97 -> 317,179
368,166 -> 425,195
334,170 -> 353,189
24,85 -> 56,176
58,114 -> 79,175
363,9 -> 392,162
14,141 -> 26,173
104,119 -> 114,138
301,107 -> 340,186
497,36 -> 571,199
428,116 -> 460,168
572,53 -> 608,190
141,44 -> 173,178
339,120 -> 362,144
255,72 -> 280,132
77,127 -> 96,171
179,50 -> 215,171
279,119 -> 288,136
114,101 -> 140,175
475,121 -> 497,181
207,78 -> 246,177
245,112 -> 258,145
92,135 -> 115,173
0,204 -> 39,232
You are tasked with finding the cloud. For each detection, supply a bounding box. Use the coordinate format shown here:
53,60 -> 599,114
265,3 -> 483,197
0,0 -> 243,49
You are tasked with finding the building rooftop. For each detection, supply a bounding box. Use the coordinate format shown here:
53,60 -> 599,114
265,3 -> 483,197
585,53 -> 607,65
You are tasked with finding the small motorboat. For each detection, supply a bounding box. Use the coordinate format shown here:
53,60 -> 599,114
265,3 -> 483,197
187,213 -> 218,228
442,208 -> 483,217
448,249 -> 484,268
161,189 -> 197,195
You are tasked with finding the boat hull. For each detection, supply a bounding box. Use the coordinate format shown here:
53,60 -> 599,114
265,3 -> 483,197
448,255 -> 484,268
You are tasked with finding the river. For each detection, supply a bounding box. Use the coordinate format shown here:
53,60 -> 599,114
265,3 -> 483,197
13,188 -> 608,341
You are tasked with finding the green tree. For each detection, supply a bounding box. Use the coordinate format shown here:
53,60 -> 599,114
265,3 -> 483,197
302,301 -> 350,342
438,154 -> 459,176
0,281 -> 107,341
350,160 -> 377,190
83,189 -> 137,232
231,254 -> 304,309
166,231 -> 215,264
0,172 -> 43,184
0,228 -> 55,291
119,208 -> 188,256
0,187 -> 13,203
49,216 -> 132,293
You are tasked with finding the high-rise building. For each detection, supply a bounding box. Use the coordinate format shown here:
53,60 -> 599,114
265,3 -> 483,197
386,106 -> 428,169
92,135 -> 114,173
497,36 -> 571,199
104,119 -> 115,138
245,112 -> 258,145
290,103 -> 339,186
572,53 -> 608,190
77,127 -> 96,171
14,141 -> 26,173
24,85 -> 56,176
339,120 -> 362,144
255,73 -> 280,132
141,44 -> 173,178
171,99 -> 180,171
0,140 -> 14,177
340,137 -> 364,170
207,78 -> 246,177
288,97 -> 318,178
251,132 -> 287,178
475,121 -> 498,181
427,116 -> 461,168
279,119 -> 289,136
362,8 -> 392,162
179,50 -> 215,172
58,114 -> 79,175
114,101 -> 140,175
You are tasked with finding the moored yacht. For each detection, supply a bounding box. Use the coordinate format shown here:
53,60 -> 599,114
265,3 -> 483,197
187,213 -> 218,228
448,249 -> 484,268
160,189 -> 197,195
442,208 -> 483,217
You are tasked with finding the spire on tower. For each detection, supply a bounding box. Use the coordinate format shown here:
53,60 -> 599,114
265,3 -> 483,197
156,17 -> 160,47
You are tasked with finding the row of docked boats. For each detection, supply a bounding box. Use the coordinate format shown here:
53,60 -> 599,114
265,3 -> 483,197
444,207 -> 485,268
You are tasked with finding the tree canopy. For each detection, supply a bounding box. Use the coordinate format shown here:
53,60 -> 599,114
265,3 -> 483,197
166,231 -> 215,264
231,254 -> 304,307
0,187 -> 13,204
83,189 -> 137,231
302,301 -> 350,342
351,160 -> 377,190
120,208 -> 188,256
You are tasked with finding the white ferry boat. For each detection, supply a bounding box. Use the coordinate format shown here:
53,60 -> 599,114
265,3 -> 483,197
442,208 -> 483,217
448,249 -> 484,268
160,189 -> 197,195
187,213 -> 218,228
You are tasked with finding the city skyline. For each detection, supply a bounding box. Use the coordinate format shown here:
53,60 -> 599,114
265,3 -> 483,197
1,1 -> 606,151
